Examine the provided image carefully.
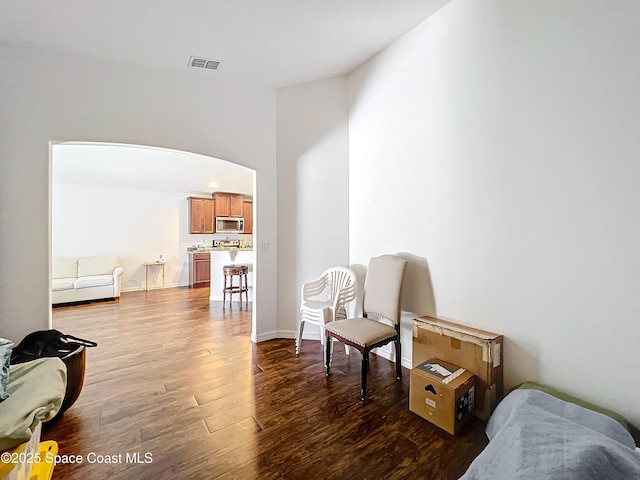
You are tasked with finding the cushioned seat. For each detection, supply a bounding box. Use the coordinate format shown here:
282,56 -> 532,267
325,317 -> 398,347
73,275 -> 114,289
52,278 -> 76,291
325,254 -> 406,401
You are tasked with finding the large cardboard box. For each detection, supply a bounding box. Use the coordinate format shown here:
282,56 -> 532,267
413,316 -> 503,421
409,358 -> 475,435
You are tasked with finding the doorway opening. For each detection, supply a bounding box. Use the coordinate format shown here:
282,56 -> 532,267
50,141 -> 257,337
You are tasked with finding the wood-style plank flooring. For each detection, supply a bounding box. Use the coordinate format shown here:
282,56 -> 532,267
43,287 -> 488,479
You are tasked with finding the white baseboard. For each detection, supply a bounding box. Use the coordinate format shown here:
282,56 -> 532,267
254,329 -> 322,343
121,282 -> 189,293
254,330 -> 281,342
372,343 -> 413,370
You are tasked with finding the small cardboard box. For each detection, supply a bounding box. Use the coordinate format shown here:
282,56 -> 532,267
410,358 -> 475,435
413,316 -> 503,421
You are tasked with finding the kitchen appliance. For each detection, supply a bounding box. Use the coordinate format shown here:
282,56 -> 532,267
215,217 -> 244,234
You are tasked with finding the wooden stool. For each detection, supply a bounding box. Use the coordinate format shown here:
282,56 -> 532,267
223,264 -> 249,307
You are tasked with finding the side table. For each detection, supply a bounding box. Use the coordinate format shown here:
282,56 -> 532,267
143,261 -> 165,292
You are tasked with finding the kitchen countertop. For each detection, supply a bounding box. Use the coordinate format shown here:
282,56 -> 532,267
188,248 -> 253,253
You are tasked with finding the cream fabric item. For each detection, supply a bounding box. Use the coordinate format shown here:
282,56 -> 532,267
0,358 -> 67,451
51,277 -> 76,291
51,256 -> 123,304
73,274 -> 114,289
362,254 -> 406,325
52,257 -> 78,279
325,317 -> 398,347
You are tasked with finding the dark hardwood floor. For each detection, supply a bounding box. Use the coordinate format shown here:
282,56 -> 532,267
43,287 -> 488,480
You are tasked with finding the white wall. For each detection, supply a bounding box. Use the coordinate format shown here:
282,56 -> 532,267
276,77 -> 350,339
348,0 -> 640,424
0,44 -> 277,344
53,183 -> 206,290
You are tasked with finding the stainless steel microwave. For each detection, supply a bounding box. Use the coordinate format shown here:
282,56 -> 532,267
216,217 -> 245,233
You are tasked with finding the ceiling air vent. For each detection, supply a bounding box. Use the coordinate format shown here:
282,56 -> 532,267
188,56 -> 221,70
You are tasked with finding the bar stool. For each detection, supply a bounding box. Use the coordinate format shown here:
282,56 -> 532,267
223,264 -> 249,307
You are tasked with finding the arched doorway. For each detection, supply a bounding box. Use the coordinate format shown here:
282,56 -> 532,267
50,141 -> 257,337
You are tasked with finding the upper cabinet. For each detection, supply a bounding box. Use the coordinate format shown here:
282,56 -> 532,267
189,197 -> 215,234
214,193 -> 245,218
190,193 -> 252,234
243,200 -> 253,234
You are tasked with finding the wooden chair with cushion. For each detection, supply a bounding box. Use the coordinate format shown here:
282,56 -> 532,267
324,254 -> 407,400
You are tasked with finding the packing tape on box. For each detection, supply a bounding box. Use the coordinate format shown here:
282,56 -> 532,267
414,321 -> 493,362
442,368 -> 466,385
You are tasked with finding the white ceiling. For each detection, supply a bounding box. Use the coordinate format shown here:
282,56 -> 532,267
10,2 -> 450,195
0,0 -> 450,88
53,143 -> 254,196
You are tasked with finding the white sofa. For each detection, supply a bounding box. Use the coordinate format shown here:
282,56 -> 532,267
52,256 -> 123,304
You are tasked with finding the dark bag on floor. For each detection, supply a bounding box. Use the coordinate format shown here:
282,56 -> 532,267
10,329 -> 97,365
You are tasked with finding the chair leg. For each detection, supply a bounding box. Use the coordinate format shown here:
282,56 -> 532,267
361,351 -> 369,401
296,319 -> 305,355
319,323 -> 326,363
223,274 -> 227,307
321,328 -> 336,365
395,340 -> 402,380
320,306 -> 333,347
325,336 -> 332,376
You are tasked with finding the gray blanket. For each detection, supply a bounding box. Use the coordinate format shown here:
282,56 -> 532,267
460,389 -> 640,480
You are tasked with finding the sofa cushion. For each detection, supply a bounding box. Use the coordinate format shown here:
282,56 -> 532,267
77,256 -> 119,277
52,257 -> 78,279
74,275 -> 114,289
52,277 -> 76,291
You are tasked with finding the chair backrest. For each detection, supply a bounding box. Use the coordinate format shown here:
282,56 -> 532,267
325,267 -> 357,307
363,255 -> 407,325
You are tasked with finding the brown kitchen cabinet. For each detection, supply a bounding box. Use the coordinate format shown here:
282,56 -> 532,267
214,193 -> 244,217
243,200 -> 253,234
189,197 -> 215,234
189,253 -> 210,288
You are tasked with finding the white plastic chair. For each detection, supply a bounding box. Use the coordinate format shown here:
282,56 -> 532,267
296,266 -> 357,355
